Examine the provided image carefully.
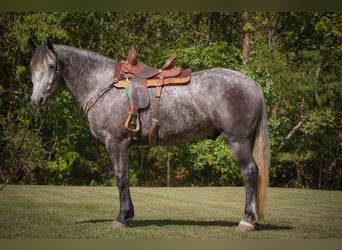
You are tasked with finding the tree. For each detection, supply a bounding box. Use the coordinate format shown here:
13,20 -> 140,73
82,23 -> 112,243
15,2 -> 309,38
1,12 -> 340,189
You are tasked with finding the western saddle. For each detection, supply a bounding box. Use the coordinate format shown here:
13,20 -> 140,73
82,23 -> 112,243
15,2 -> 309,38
113,43 -> 192,146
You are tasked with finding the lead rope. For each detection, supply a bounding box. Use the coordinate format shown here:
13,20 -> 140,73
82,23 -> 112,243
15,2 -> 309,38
0,104 -> 49,191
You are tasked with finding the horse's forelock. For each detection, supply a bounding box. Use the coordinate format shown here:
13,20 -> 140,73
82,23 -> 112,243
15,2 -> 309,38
30,45 -> 53,70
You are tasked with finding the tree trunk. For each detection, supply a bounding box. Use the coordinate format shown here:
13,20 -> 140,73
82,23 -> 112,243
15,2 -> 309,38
205,13 -> 212,44
166,151 -> 171,187
242,12 -> 251,65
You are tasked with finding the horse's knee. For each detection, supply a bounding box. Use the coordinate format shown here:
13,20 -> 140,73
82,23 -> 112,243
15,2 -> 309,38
115,175 -> 129,189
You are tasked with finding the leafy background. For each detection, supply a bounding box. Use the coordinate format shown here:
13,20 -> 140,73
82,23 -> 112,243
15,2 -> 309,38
0,12 -> 341,189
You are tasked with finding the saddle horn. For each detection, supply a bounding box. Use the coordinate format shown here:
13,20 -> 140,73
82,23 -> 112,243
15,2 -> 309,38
128,42 -> 138,66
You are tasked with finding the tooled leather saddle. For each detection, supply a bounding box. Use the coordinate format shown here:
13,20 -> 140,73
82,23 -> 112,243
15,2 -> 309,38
113,43 -> 192,146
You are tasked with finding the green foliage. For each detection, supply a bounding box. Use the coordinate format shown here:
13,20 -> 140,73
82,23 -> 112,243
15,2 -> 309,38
314,13 -> 342,57
1,129 -> 48,184
168,42 -> 241,71
1,12 -> 341,189
238,13 -> 341,189
189,138 -> 242,186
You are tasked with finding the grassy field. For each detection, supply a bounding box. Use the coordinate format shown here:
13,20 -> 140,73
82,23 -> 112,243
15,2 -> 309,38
0,185 -> 341,239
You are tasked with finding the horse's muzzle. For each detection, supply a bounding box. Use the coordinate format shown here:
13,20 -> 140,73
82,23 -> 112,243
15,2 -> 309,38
30,94 -> 49,108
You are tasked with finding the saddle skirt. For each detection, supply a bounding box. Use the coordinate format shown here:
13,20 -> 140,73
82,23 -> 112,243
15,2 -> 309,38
114,66 -> 191,88
114,59 -> 191,111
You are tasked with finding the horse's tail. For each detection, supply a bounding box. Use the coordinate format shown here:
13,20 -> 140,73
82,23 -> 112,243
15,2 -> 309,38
253,92 -> 270,220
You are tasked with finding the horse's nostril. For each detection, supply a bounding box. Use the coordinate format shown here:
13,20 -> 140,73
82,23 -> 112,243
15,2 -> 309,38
39,97 -> 44,105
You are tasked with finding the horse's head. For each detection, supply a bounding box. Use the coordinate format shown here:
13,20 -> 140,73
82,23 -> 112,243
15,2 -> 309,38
28,38 -> 60,108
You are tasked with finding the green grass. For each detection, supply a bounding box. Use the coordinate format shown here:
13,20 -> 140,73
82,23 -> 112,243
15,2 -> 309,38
0,185 -> 341,239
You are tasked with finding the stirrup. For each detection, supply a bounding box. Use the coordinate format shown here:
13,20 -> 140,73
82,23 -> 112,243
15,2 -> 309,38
124,110 -> 140,133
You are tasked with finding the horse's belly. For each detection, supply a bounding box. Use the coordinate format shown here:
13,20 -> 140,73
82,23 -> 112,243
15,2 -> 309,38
157,125 -> 216,145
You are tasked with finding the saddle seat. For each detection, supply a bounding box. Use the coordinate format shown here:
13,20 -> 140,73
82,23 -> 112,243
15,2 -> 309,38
113,43 -> 191,145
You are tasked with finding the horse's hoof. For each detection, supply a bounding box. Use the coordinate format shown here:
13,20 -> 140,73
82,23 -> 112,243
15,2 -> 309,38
111,220 -> 128,228
235,221 -> 255,232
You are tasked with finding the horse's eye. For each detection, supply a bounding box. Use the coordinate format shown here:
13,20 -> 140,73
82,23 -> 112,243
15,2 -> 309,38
48,64 -> 55,71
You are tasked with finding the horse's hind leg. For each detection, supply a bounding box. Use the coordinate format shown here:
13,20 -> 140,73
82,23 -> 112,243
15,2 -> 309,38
224,135 -> 259,231
106,138 -> 134,228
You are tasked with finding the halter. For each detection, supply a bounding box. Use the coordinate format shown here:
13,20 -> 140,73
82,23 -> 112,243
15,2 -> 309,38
48,46 -> 60,82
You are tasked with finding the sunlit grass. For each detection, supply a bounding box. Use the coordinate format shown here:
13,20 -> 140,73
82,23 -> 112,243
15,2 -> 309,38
0,185 -> 341,239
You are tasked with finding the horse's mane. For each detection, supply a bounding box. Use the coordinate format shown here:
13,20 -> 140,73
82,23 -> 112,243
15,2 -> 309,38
70,46 -> 115,64
30,44 -> 115,71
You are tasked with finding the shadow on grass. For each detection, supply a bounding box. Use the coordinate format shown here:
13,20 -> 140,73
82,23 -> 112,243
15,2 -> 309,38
75,219 -> 292,231
130,219 -> 237,228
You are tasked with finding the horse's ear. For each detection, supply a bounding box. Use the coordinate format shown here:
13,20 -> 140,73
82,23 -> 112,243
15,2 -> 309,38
46,39 -> 54,51
28,37 -> 37,51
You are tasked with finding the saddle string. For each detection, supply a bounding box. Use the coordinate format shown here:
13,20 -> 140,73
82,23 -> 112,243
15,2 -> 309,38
149,75 -> 164,146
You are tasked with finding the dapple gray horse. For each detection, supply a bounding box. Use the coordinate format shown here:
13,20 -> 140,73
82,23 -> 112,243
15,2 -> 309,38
28,39 -> 270,232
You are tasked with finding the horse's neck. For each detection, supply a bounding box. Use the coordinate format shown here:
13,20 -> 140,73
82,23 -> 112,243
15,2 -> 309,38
56,45 -> 116,108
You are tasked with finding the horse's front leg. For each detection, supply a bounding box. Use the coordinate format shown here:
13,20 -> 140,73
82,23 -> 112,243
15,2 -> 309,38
106,138 -> 134,228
